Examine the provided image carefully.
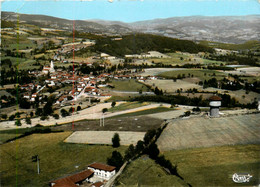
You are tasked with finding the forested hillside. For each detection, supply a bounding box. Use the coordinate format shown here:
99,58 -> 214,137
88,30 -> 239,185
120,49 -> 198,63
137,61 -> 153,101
92,34 -> 214,57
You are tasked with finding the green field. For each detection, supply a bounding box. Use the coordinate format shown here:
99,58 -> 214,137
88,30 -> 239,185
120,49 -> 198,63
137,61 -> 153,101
108,80 -> 150,92
0,132 -> 127,186
200,40 -> 260,51
110,107 -> 175,118
202,58 -> 227,65
106,95 -> 132,102
0,57 -> 41,70
0,133 -> 22,144
164,144 -> 260,186
149,52 -> 227,66
108,102 -> 150,113
116,156 -> 188,186
159,69 -> 226,81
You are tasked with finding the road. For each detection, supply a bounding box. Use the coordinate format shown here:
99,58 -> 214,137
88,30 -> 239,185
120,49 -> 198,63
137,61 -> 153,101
0,102 -> 176,130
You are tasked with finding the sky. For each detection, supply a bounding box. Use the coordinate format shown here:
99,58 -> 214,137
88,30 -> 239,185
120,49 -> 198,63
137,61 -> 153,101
1,0 -> 260,23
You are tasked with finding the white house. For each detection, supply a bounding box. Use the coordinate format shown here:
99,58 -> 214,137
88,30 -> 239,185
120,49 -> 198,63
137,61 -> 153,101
88,163 -> 116,180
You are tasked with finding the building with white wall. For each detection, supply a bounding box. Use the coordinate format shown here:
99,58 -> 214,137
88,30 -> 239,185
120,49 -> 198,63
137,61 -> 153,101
88,163 -> 116,180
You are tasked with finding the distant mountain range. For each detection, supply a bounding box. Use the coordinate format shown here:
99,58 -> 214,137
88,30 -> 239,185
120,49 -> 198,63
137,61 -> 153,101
2,11 -> 260,44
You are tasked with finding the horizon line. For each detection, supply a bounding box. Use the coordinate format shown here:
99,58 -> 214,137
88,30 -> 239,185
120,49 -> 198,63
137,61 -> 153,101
2,11 -> 260,23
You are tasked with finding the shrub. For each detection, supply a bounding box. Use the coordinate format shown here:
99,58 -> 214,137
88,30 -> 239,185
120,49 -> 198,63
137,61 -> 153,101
112,133 -> 120,148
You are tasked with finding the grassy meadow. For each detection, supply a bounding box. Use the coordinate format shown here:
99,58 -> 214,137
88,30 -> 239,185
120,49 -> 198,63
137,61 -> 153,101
108,80 -> 150,92
163,144 -> 260,186
159,69 -> 226,81
116,156 -> 188,187
0,132 -> 127,187
108,102 -> 150,113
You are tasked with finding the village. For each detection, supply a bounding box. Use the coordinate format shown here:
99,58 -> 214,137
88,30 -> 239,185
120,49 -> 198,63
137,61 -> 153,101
1,6 -> 260,187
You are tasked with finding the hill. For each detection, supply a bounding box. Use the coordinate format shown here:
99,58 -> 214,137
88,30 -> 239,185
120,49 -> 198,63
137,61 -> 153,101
1,11 -> 132,34
92,34 -> 214,57
2,11 -> 260,44
131,15 -> 260,44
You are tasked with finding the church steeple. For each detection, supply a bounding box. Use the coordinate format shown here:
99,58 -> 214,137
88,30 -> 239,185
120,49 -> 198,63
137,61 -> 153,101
50,60 -> 55,73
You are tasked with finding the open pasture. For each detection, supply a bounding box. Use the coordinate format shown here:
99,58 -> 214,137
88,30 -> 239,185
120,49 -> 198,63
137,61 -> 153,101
159,69 -> 226,81
0,132 -> 126,187
164,144 -> 260,186
108,101 -> 150,112
116,156 -> 188,186
106,79 -> 150,92
140,68 -> 184,76
144,79 -> 202,93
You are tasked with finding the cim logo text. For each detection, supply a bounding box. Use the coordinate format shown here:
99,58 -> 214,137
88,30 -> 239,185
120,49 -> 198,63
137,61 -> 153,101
232,173 -> 252,183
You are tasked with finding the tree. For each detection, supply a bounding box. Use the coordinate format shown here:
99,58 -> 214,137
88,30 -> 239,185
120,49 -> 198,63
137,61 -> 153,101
40,116 -> 47,121
9,115 -> 15,121
15,119 -> 22,126
77,106 -> 81,111
143,129 -> 156,146
35,108 -> 43,116
43,102 -> 53,116
1,114 -> 7,120
107,151 -> 124,171
111,101 -> 116,108
135,140 -> 144,154
184,111 -> 191,116
192,107 -> 201,113
61,109 -> 69,117
112,133 -> 120,148
69,107 -> 74,113
102,108 -> 108,113
19,97 -> 31,109
25,117 -> 31,125
147,143 -> 160,159
124,144 -> 135,161
53,113 -> 59,119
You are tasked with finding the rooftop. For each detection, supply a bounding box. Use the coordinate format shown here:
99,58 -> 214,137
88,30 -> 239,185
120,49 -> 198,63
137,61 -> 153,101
88,163 -> 116,172
51,169 -> 94,186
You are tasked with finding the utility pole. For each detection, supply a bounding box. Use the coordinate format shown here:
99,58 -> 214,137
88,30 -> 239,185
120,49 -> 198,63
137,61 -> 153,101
103,113 -> 105,127
32,155 -> 40,174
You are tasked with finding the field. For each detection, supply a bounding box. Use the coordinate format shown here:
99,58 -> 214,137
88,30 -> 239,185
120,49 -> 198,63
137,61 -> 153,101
0,132 -> 127,187
148,52 -> 226,66
144,79 -> 202,93
199,40 -> 260,51
164,144 -> 260,186
158,69 -> 226,81
115,156 -> 188,186
110,107 -> 175,118
50,116 -> 164,132
140,68 -> 182,76
108,102 -> 150,112
64,131 -> 145,145
157,113 -> 260,151
0,133 -> 22,144
107,80 -> 150,92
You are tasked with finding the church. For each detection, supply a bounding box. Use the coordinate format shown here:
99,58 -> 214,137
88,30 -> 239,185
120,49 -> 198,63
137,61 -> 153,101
42,60 -> 55,74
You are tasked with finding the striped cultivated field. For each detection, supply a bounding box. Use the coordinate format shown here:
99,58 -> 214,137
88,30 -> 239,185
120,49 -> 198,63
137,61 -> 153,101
157,113 -> 260,151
